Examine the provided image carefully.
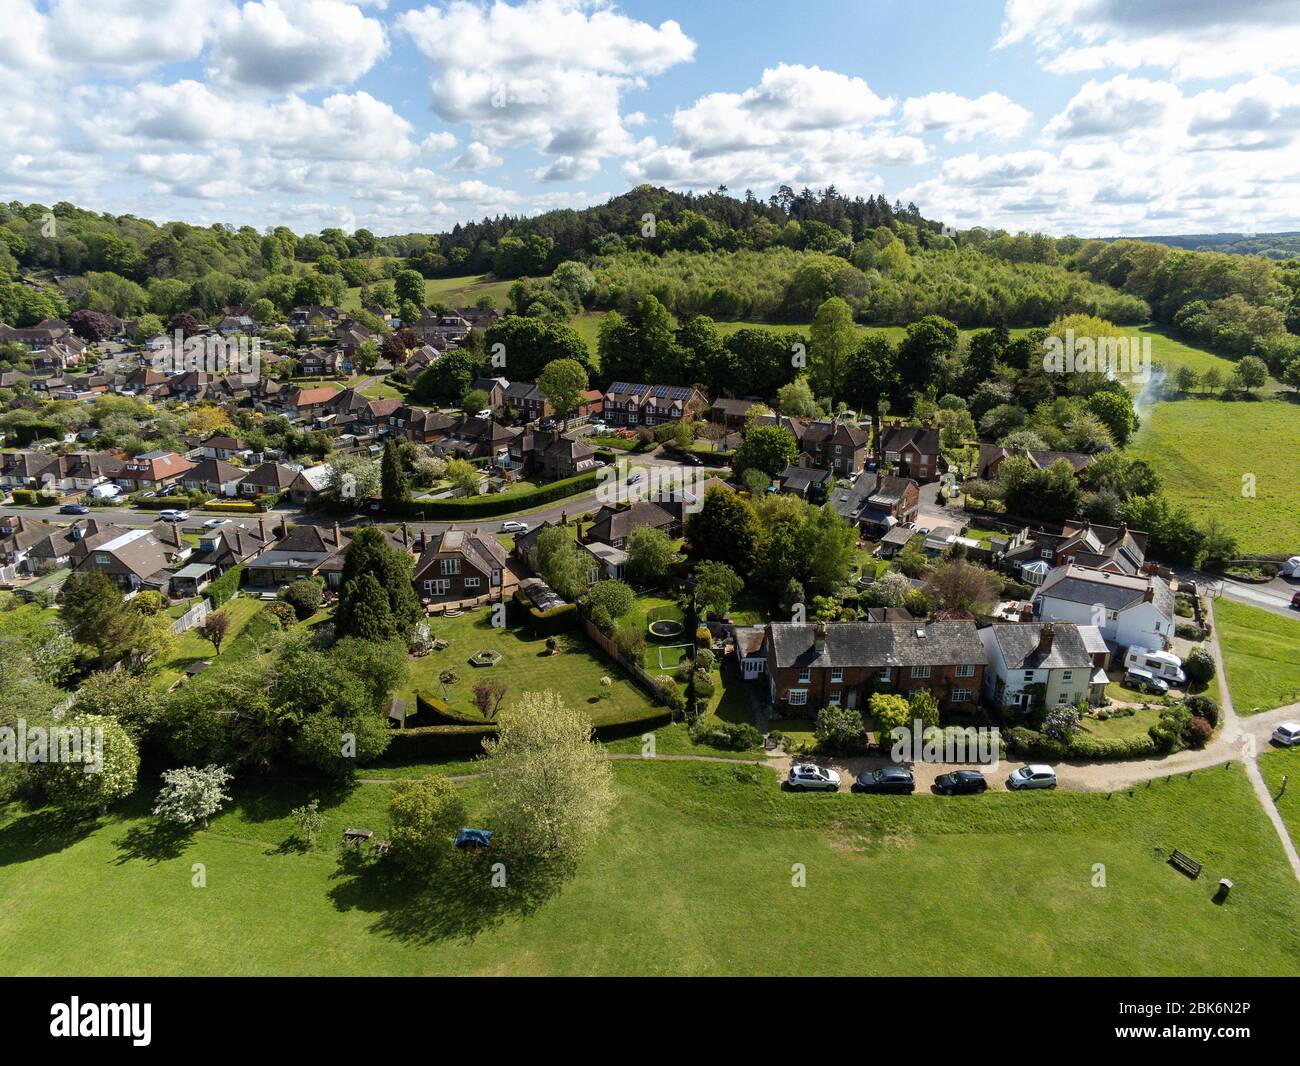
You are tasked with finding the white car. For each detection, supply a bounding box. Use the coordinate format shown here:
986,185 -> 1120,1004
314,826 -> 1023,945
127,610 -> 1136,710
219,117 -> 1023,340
1281,556 -> 1300,577
1006,765 -> 1058,790
589,421 -> 608,433
475,409 -> 492,419
627,471 -> 643,485
1271,722 -> 1300,747
202,517 -> 233,530
786,764 -> 841,792
158,509 -> 190,522
500,520 -> 529,534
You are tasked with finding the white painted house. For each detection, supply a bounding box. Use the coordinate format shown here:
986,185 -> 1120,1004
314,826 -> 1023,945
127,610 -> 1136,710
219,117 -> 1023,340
979,622 -> 1110,710
1031,564 -> 1175,652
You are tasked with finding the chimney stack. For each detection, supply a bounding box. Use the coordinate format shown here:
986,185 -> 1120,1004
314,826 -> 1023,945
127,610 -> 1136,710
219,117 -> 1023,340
259,516 -> 266,541
401,522 -> 409,547
814,620 -> 828,658
1143,585 -> 1155,603
172,521 -> 182,548
333,521 -> 342,547
1038,623 -> 1055,655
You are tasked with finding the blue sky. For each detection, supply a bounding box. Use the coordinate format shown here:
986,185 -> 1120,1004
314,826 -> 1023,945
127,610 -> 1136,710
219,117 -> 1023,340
3,0 -> 1298,237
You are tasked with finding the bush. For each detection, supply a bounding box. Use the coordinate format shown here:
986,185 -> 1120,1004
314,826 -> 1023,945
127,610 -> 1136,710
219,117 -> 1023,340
1185,715 -> 1213,749
815,704 -> 869,756
10,489 -> 36,505
1006,724 -> 1158,761
589,603 -> 615,636
261,601 -> 297,629
687,717 -> 762,751
279,578 -> 323,621
1183,646 -> 1215,686
1175,623 -> 1208,641
1183,693 -> 1220,727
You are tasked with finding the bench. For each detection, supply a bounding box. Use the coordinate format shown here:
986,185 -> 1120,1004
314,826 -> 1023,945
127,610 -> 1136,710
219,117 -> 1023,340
1168,848 -> 1202,879
342,828 -> 374,847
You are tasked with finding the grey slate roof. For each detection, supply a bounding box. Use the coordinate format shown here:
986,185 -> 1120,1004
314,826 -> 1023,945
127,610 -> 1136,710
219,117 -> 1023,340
989,623 -> 1094,670
767,620 -> 984,670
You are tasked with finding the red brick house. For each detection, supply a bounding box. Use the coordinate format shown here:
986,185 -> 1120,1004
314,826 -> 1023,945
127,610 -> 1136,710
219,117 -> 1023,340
602,382 -> 709,428
880,424 -> 942,484
114,450 -> 195,492
758,620 -> 985,714
411,527 -> 511,604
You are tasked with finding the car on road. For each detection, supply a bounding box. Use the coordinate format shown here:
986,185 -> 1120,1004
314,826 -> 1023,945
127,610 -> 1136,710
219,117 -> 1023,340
158,509 -> 190,522
202,518 -> 233,530
500,520 -> 529,534
1291,590 -> 1300,609
852,766 -> 915,794
1006,765 -> 1058,790
626,471 -> 643,485
58,503 -> 90,515
933,770 -> 988,795
1271,722 -> 1300,747
785,764 -> 841,792
682,453 -> 702,465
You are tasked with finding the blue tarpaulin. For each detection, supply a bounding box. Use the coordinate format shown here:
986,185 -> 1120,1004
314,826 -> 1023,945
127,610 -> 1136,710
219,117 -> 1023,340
454,828 -> 493,849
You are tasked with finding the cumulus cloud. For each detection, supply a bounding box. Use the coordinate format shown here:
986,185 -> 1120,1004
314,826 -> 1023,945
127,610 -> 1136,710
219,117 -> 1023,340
1044,76 -> 1182,139
450,141 -> 504,171
903,91 -> 1031,141
207,0 -> 389,93
997,0 -> 1300,80
397,0 -> 694,179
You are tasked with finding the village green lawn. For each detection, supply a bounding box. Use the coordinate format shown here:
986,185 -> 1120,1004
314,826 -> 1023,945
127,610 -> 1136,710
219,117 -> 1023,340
1129,396 -> 1300,555
1259,744 -> 1300,853
399,610 -> 659,729
1214,599 -> 1300,714
0,760 -> 1296,975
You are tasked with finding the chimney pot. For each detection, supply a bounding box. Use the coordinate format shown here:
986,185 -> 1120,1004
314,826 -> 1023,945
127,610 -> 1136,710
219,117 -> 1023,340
1038,623 -> 1055,654
333,521 -> 341,547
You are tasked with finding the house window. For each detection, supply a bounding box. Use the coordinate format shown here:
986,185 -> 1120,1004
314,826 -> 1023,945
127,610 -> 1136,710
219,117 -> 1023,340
951,689 -> 972,703
878,666 -> 891,683
464,577 -> 480,589
1023,671 -> 1035,682
440,558 -> 460,575
827,692 -> 842,706
910,665 -> 931,679
1057,692 -> 1071,704
94,553 -> 109,565
798,667 -> 811,684
1040,549 -> 1053,559
1061,671 -> 1073,682
955,664 -> 975,678
830,667 -> 844,683
788,689 -> 808,706
425,578 -> 450,596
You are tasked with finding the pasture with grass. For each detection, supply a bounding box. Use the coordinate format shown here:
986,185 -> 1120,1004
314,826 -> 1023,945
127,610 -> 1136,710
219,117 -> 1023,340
1213,598 -> 1300,714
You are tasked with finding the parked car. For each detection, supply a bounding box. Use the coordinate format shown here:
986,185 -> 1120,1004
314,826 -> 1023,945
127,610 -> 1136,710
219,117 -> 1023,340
500,520 -> 529,534
933,770 -> 988,795
158,509 -> 190,522
1270,722 -> 1300,747
58,503 -> 90,515
1290,590 -> 1300,610
627,471 -> 643,485
1281,556 -> 1300,577
202,518 -> 233,530
475,409 -> 492,419
785,764 -> 841,792
1124,667 -> 1169,695
852,767 -> 915,794
1006,765 -> 1058,790
588,421 -> 607,433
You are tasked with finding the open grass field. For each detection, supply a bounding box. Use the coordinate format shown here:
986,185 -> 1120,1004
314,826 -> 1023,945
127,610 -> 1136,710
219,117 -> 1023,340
1258,744 -> 1300,851
1129,396 -> 1300,555
0,759 -> 1295,975
400,610 -> 658,729
342,272 -> 517,314
1214,598 -> 1300,714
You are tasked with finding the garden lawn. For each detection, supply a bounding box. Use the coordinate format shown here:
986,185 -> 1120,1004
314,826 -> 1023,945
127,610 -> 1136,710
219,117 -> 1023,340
400,610 -> 658,729
1,760 -> 1294,975
1214,598 -> 1300,714
150,595 -> 264,691
1078,706 -> 1162,741
1129,396 -> 1300,554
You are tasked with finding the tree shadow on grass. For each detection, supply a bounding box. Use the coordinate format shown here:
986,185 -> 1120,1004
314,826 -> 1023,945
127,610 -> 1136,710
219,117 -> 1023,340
326,848 -> 569,946
234,778 -> 356,825
112,821 -> 194,865
0,807 -> 100,866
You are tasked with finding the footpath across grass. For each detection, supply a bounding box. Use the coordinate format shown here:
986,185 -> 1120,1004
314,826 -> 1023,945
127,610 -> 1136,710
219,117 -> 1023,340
0,760 -> 1295,975
1214,598 -> 1300,714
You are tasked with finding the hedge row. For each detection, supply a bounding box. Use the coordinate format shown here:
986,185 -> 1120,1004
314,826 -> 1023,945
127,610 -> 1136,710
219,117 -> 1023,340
206,564 -> 244,608
1005,725 -> 1159,761
404,470 -> 601,520
202,499 -> 261,513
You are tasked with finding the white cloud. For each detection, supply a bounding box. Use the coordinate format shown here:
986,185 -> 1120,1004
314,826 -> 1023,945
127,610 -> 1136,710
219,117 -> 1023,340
420,131 -> 458,154
398,0 -> 695,178
903,91 -> 1031,141
48,0 -> 227,72
450,141 -> 504,171
998,0 -> 1300,80
1044,76 -> 1182,139
207,0 -> 389,93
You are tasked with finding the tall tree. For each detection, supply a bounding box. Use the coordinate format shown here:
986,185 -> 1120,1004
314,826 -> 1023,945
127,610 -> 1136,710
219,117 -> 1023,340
381,439 -> 410,513
808,296 -> 857,403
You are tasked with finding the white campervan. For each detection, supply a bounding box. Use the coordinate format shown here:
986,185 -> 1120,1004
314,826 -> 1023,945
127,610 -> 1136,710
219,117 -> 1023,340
1123,646 -> 1186,686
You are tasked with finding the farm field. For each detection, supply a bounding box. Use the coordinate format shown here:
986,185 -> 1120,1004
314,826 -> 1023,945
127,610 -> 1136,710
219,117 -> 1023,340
1213,598 -> 1300,714
1129,396 -> 1300,555
342,272 -> 517,314
0,760 -> 1295,976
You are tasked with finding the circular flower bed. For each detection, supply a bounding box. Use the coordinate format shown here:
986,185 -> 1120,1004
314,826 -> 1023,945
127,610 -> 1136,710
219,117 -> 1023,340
648,619 -> 685,639
470,649 -> 503,667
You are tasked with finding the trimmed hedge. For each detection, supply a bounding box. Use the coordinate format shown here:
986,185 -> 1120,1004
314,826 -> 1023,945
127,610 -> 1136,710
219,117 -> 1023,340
404,470 -> 601,520
206,564 -> 244,608
202,499 -> 261,513
1005,724 -> 1159,761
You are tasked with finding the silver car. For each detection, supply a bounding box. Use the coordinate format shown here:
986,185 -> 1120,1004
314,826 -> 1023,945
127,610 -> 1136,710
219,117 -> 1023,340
786,764 -> 841,792
1006,765 -> 1058,790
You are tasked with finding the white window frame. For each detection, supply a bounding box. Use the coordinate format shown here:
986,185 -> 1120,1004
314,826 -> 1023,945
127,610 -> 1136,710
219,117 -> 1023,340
1023,671 -> 1035,682
798,667 -> 811,684
830,667 -> 844,683
788,689 -> 808,707
955,664 -> 975,678
910,665 -> 931,679
1061,671 -> 1073,682
878,666 -> 891,683
440,558 -> 461,576
827,692 -> 842,706
951,689 -> 972,703
464,576 -> 480,589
